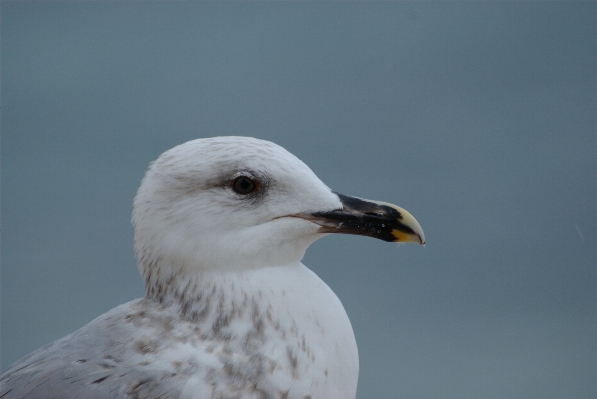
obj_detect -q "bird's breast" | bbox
[133,263,359,399]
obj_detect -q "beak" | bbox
[294,192,425,245]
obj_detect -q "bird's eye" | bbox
[232,176,258,195]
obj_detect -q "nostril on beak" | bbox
[363,211,384,217]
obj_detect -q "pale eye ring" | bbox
[232,176,258,195]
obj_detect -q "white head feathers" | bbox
[132,137,341,295]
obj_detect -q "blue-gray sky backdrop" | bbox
[2,3,596,399]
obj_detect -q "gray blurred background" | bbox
[2,3,596,398]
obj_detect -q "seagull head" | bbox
[132,137,424,291]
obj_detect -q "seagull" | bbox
[0,136,425,399]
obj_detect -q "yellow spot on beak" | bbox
[391,229,425,245]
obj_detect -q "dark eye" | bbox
[232,176,258,195]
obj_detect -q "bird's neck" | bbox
[144,267,218,321]
[142,262,297,323]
